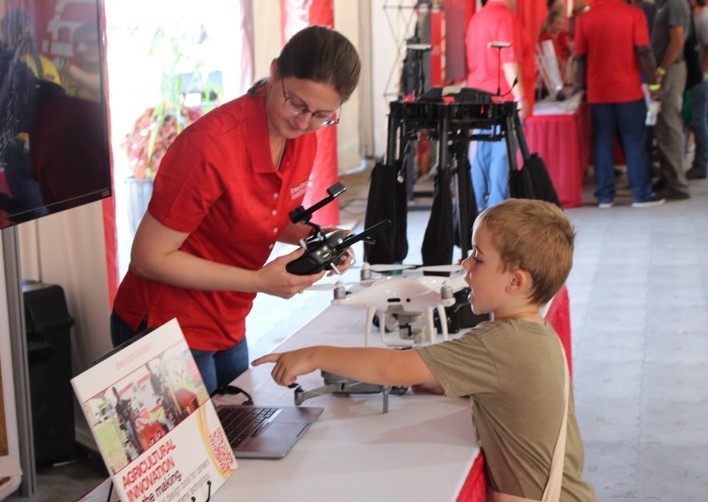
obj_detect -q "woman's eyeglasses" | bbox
[281,79,340,129]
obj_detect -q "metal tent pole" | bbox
[2,226,36,496]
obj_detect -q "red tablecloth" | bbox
[546,284,573,376]
[524,104,591,209]
[456,451,487,502]
[455,285,572,500]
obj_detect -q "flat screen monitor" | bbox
[0,0,110,228]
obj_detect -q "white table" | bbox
[81,305,481,502]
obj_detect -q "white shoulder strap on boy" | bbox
[540,351,570,502]
[488,347,570,502]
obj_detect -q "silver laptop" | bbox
[216,404,323,459]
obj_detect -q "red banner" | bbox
[429,5,445,87]
[518,0,548,41]
[280,0,339,226]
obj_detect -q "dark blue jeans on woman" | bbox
[591,99,652,204]
[110,311,249,395]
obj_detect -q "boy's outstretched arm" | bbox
[252,347,439,389]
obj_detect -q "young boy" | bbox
[253,199,596,501]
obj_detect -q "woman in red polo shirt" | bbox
[110,26,361,395]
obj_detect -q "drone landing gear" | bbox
[292,371,408,414]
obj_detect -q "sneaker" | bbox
[656,186,690,200]
[598,200,614,209]
[686,168,707,180]
[632,194,665,208]
[652,177,668,193]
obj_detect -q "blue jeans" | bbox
[590,100,652,203]
[690,80,708,175]
[191,341,249,395]
[469,138,509,211]
[110,311,148,347]
[110,311,249,395]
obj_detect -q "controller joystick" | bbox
[286,230,349,275]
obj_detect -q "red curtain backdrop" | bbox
[518,0,546,118]
[517,0,547,41]
[280,0,339,227]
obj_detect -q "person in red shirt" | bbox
[465,0,528,211]
[540,10,572,78]
[548,0,567,16]
[110,26,361,395]
[575,0,664,207]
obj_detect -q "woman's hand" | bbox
[258,248,325,298]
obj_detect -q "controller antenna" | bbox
[289,182,347,226]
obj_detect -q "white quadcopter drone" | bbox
[322,263,469,347]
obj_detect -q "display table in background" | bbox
[525,94,591,209]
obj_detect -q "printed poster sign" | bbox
[72,319,237,502]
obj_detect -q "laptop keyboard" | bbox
[217,406,280,448]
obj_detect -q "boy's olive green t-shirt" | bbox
[417,319,596,502]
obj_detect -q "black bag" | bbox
[451,141,476,257]
[509,113,562,207]
[522,153,562,207]
[509,156,536,200]
[363,161,408,264]
[421,162,454,266]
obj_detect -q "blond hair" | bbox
[474,199,575,305]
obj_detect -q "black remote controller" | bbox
[286,220,391,275]
[286,230,348,275]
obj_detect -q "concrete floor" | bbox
[566,173,708,500]
[7,169,708,501]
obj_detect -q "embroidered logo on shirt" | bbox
[290,180,308,200]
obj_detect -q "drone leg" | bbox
[378,310,386,344]
[426,307,436,345]
[437,305,449,341]
[365,307,376,347]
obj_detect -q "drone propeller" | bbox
[362,264,416,273]
[304,279,376,292]
[357,263,463,274]
[304,283,346,292]
[416,264,465,274]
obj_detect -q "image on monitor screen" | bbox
[0,0,111,228]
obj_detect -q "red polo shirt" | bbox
[465,0,523,100]
[539,31,571,62]
[113,89,317,351]
[574,0,649,103]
